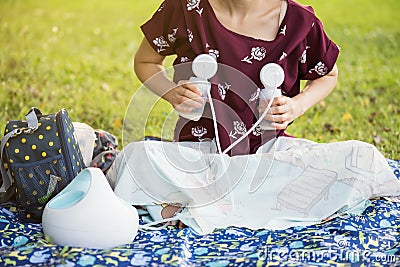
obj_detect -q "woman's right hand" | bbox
[164,80,205,113]
[134,38,206,114]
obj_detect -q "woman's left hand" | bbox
[259,95,304,130]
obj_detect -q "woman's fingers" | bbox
[178,80,203,97]
[173,81,205,110]
[166,85,204,113]
[259,96,283,113]
[259,96,302,130]
[270,121,289,130]
[174,102,192,113]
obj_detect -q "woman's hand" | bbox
[258,64,339,130]
[259,96,305,130]
[134,38,204,115]
[164,80,205,113]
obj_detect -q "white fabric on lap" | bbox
[112,137,400,234]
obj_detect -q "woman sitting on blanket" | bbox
[133,0,339,227]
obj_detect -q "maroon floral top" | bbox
[141,0,340,155]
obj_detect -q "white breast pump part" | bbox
[139,63,285,230]
[42,167,139,249]
[178,58,285,155]
[221,63,285,154]
[258,63,285,130]
[178,54,218,121]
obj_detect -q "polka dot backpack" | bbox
[0,108,85,222]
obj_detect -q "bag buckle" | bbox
[23,128,34,135]
[13,127,34,137]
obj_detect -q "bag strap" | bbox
[0,108,41,194]
[0,129,19,194]
[25,107,41,131]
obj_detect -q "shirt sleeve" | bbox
[299,18,340,80]
[140,0,182,56]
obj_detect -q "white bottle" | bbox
[258,63,285,130]
[179,54,218,121]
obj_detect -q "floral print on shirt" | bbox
[191,126,208,139]
[217,83,231,100]
[153,36,169,53]
[241,47,267,64]
[187,0,203,16]
[141,0,340,154]
[310,61,328,76]
[229,121,247,139]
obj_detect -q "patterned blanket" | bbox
[0,159,399,266]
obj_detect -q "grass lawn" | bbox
[1,0,399,159]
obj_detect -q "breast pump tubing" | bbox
[138,66,282,231]
[187,55,283,155]
[221,69,282,154]
[134,57,283,230]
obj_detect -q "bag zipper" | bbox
[56,110,74,180]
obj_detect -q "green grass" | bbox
[293,0,400,159]
[1,0,399,159]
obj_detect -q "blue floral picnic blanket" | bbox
[0,159,399,266]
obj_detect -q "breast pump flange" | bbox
[178,54,218,121]
[177,57,285,155]
[220,63,285,154]
[258,63,285,130]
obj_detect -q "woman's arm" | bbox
[134,38,203,113]
[263,63,339,130]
